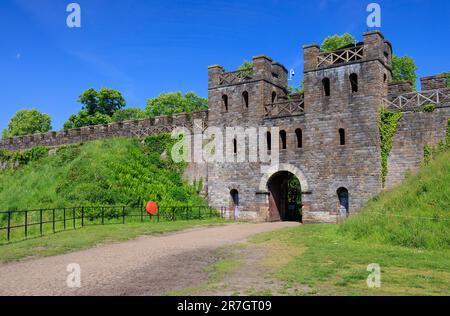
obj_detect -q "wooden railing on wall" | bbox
[317,45,364,67]
[382,88,450,111]
[218,69,254,85]
[264,95,305,118]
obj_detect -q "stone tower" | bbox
[206,55,291,220]
[207,31,394,223]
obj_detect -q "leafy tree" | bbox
[238,60,254,71]
[63,110,112,130]
[2,109,51,138]
[392,55,418,87]
[146,91,208,118]
[79,87,126,116]
[321,33,356,52]
[112,107,147,122]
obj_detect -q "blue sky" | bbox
[1,0,449,131]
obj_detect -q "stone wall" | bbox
[385,107,450,189]
[0,111,208,151]
[421,74,448,91]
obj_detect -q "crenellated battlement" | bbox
[0,110,208,151]
[208,55,288,90]
[304,31,392,73]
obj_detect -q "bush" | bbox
[0,137,204,211]
[422,104,436,113]
[2,109,51,138]
[0,146,49,167]
[321,33,356,52]
[392,55,418,88]
[63,110,112,130]
[146,91,208,118]
[112,107,147,122]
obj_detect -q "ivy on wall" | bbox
[379,107,403,187]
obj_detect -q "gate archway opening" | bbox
[267,171,302,222]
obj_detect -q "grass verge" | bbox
[250,225,450,296]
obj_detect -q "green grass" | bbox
[0,218,225,263]
[0,135,205,211]
[340,150,450,250]
[251,225,450,295]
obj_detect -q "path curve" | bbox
[0,222,299,296]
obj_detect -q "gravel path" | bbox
[0,222,299,296]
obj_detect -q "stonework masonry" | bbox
[1,31,449,223]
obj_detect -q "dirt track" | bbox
[0,222,299,296]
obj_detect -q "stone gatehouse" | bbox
[1,31,449,223]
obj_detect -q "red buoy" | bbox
[146,201,158,215]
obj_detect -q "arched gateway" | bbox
[259,164,310,222]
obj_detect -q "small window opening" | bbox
[267,132,272,151]
[242,91,249,108]
[295,129,303,148]
[322,78,331,97]
[280,130,287,150]
[222,95,228,112]
[350,73,358,93]
[339,129,346,146]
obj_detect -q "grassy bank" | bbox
[0,135,205,211]
[340,150,450,250]
[249,225,450,295]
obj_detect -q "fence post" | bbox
[157,209,160,223]
[102,207,105,225]
[24,210,28,239]
[81,207,84,227]
[198,207,201,220]
[73,208,76,229]
[63,208,66,230]
[52,209,55,233]
[7,211,11,242]
[40,209,43,237]
[141,205,144,223]
[122,206,125,224]
[210,207,212,219]
[173,208,176,222]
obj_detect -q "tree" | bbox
[63,110,112,130]
[238,60,254,71]
[392,55,418,87]
[79,87,126,116]
[112,107,147,122]
[321,33,356,52]
[2,109,51,138]
[146,91,208,118]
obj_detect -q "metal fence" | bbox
[0,205,221,244]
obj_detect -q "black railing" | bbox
[0,205,221,244]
